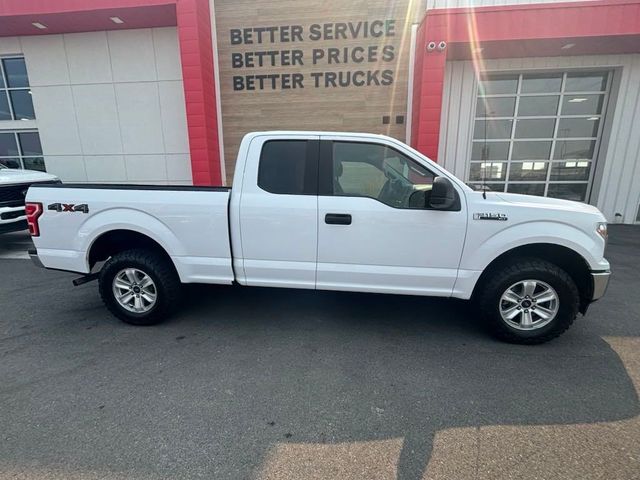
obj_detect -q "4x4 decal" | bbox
[47,203,89,214]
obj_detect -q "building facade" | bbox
[0,0,639,223]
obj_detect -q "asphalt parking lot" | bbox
[1,227,639,480]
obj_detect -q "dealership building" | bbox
[0,0,639,223]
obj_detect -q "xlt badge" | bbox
[474,212,508,221]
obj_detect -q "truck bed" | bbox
[26,183,234,285]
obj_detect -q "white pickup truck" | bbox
[26,131,610,344]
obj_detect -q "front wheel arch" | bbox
[471,243,592,313]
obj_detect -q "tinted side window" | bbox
[258,140,316,195]
[332,142,435,208]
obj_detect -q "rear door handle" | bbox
[325,213,352,225]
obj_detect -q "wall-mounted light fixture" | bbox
[31,22,47,29]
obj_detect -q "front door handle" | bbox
[325,213,352,225]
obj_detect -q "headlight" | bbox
[596,222,608,243]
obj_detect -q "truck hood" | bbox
[494,192,602,216]
[0,168,59,185]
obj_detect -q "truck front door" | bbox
[316,136,467,296]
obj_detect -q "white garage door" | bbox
[468,70,612,202]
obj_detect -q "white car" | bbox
[0,165,59,235]
[25,131,610,344]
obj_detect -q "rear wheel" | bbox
[98,249,182,325]
[478,258,579,344]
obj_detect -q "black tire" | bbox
[98,248,182,326]
[477,258,579,344]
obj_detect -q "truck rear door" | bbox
[237,134,319,288]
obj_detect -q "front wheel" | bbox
[98,249,182,325]
[478,258,579,344]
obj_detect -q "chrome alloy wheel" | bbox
[112,268,157,313]
[499,280,559,331]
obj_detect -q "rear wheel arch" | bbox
[472,243,593,312]
[87,229,177,276]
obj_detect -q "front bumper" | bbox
[591,270,611,301]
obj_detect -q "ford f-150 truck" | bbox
[26,131,610,344]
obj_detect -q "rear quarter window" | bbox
[258,140,316,195]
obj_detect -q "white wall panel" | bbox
[437,61,477,179]
[0,36,20,55]
[85,155,127,182]
[158,80,189,154]
[166,153,193,182]
[108,29,157,82]
[115,82,164,154]
[20,35,70,86]
[153,27,182,81]
[29,85,82,155]
[0,27,192,184]
[64,32,113,84]
[438,54,640,224]
[125,154,168,182]
[596,55,640,224]
[73,84,123,155]
[44,156,87,182]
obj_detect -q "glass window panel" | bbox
[561,94,604,115]
[550,161,591,181]
[0,69,4,88]
[557,117,599,138]
[565,72,607,92]
[471,141,510,160]
[473,120,513,139]
[468,183,505,192]
[478,74,518,95]
[333,142,435,208]
[469,162,507,181]
[23,157,46,172]
[0,158,22,168]
[507,183,546,196]
[554,140,596,160]
[18,132,42,155]
[521,73,562,93]
[476,97,516,117]
[0,91,11,120]
[517,96,559,116]
[0,132,19,156]
[508,161,548,181]
[9,90,35,120]
[547,183,588,201]
[2,58,29,88]
[515,118,556,138]
[258,140,310,195]
[512,141,552,160]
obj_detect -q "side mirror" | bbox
[429,176,458,210]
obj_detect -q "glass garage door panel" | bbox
[468,70,611,202]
